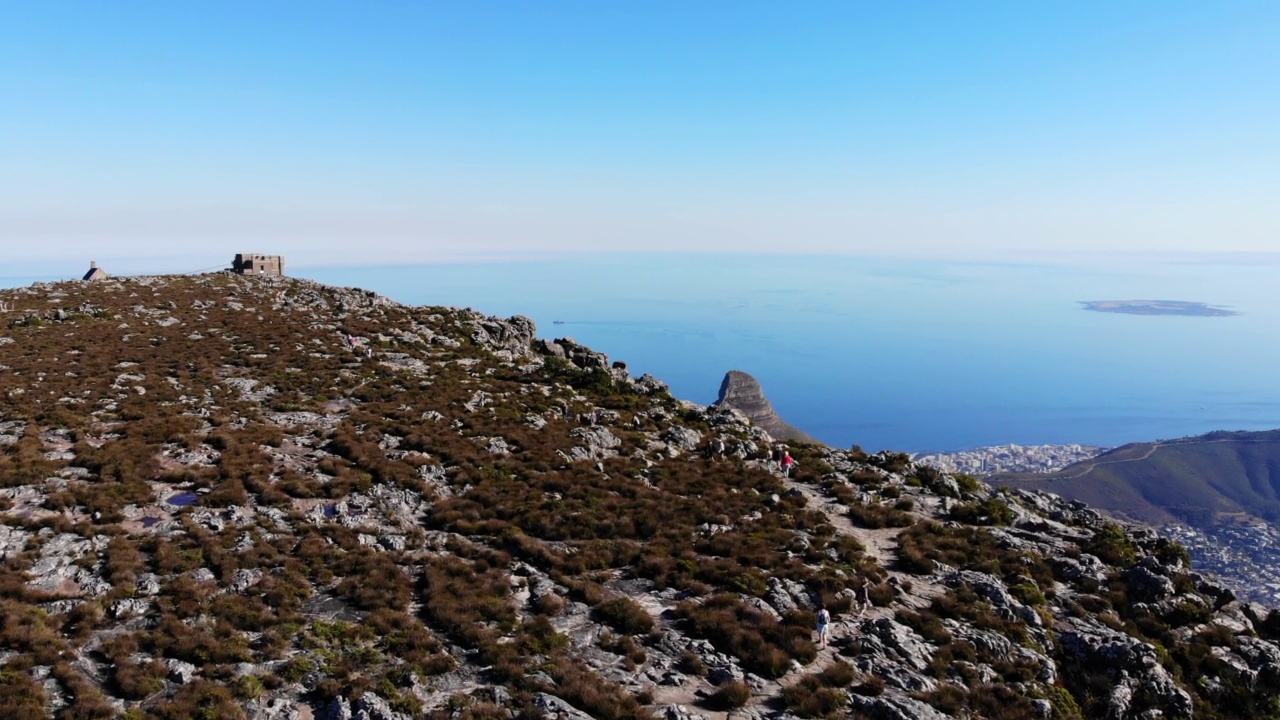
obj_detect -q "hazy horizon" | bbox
[3,2,1278,266]
[7,248,1280,286]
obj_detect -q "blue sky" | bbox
[2,1,1277,272]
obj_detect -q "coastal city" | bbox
[1161,523,1280,605]
[914,443,1109,475]
[915,443,1280,603]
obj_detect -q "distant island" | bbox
[1081,299,1240,317]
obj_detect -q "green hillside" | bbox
[991,430,1280,527]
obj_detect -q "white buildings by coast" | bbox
[914,443,1107,476]
[1162,523,1280,604]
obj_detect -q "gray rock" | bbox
[135,573,162,596]
[350,693,409,720]
[1210,602,1255,635]
[378,535,407,552]
[532,693,596,720]
[656,705,710,720]
[232,568,263,593]
[1052,553,1109,586]
[472,315,537,356]
[568,426,621,461]
[317,697,353,720]
[633,374,669,395]
[766,576,816,615]
[0,525,31,561]
[847,693,953,720]
[944,570,1035,624]
[111,598,151,619]
[660,426,703,455]
[852,618,938,692]
[1059,616,1160,673]
[166,658,198,684]
[246,697,303,720]
[1124,565,1176,602]
[708,664,744,686]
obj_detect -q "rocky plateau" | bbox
[0,273,1277,720]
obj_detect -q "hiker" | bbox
[856,584,871,617]
[782,450,796,477]
[709,437,726,460]
[816,605,831,646]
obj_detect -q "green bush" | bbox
[1086,523,1138,566]
[949,498,1014,526]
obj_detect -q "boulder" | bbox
[568,426,621,461]
[660,426,702,455]
[1123,565,1176,603]
[532,693,597,720]
[846,693,954,720]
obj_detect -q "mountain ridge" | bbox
[990,429,1280,526]
[0,272,1278,719]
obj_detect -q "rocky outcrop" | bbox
[712,370,818,444]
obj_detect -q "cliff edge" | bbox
[715,369,820,445]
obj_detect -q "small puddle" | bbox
[323,504,338,518]
[166,492,199,507]
[141,516,159,527]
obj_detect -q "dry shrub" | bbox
[592,596,655,635]
[851,675,885,696]
[847,501,914,529]
[0,664,47,719]
[149,680,246,720]
[676,594,816,678]
[547,657,652,720]
[532,592,566,617]
[337,551,412,612]
[708,680,752,709]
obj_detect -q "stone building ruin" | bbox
[232,254,285,276]
[82,261,108,281]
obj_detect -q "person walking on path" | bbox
[816,605,831,646]
[709,437,726,461]
[856,584,871,618]
[781,450,796,477]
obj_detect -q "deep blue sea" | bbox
[304,253,1280,453]
[6,253,1279,453]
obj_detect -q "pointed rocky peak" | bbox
[715,369,819,444]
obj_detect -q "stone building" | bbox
[232,254,285,276]
[82,261,108,281]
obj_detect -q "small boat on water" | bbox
[552,320,565,324]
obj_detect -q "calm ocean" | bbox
[6,253,1277,453]
[305,253,1280,453]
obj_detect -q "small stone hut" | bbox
[82,261,108,281]
[232,254,285,276]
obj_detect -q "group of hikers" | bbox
[703,438,796,477]
[345,334,374,359]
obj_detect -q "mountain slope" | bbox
[990,430,1280,526]
[1,273,1279,719]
